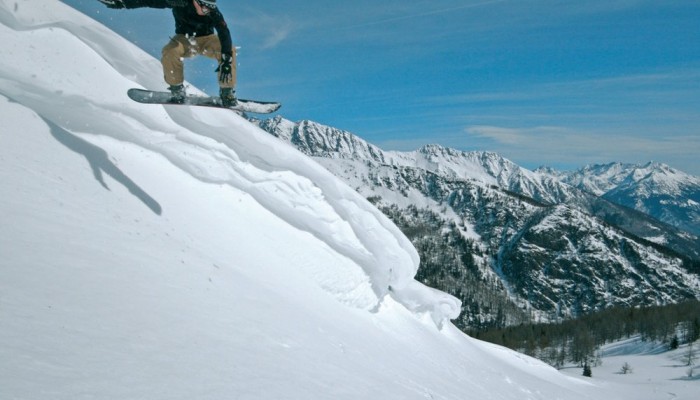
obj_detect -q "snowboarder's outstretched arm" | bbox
[98,0,189,9]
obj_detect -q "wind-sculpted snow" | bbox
[0,0,459,325]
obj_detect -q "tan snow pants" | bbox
[161,34,236,88]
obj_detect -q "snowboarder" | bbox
[98,0,237,106]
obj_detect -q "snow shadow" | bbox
[45,117,162,215]
[671,369,700,381]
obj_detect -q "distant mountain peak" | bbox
[555,161,700,234]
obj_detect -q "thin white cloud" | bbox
[236,10,297,50]
[465,125,572,145]
[461,124,700,173]
[427,67,700,107]
[260,24,294,50]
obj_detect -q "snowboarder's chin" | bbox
[193,1,210,16]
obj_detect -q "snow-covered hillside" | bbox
[0,1,618,399]
[561,336,700,400]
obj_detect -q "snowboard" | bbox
[127,88,281,114]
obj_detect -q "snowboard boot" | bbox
[168,84,186,104]
[220,87,237,107]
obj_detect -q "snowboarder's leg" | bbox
[161,35,194,87]
[195,34,236,89]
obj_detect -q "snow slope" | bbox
[561,337,699,400]
[2,1,608,398]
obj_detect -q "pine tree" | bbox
[582,363,592,378]
[670,335,680,350]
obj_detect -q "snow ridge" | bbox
[259,116,579,205]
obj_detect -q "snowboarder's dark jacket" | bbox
[120,0,232,57]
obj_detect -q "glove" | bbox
[98,0,126,9]
[216,53,233,83]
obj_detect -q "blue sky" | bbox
[62,0,699,174]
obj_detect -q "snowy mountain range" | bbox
[542,162,700,236]
[255,116,700,328]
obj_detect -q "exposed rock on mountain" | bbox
[256,116,700,329]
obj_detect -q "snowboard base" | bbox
[127,88,281,114]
